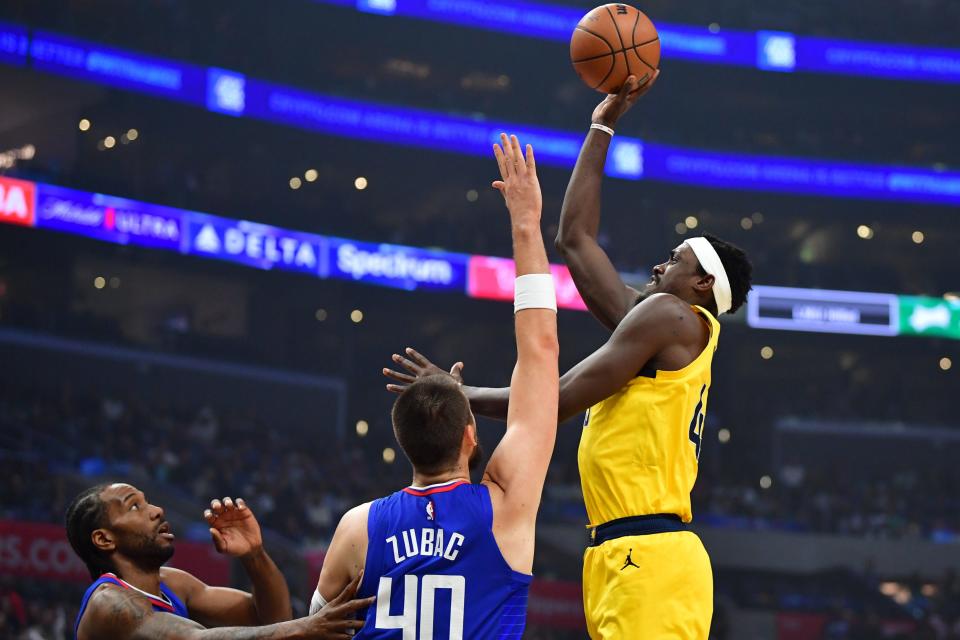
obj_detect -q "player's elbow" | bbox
[554,230,576,255]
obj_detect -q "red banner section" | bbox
[528,577,586,630]
[467,255,588,311]
[0,175,36,227]
[776,612,917,639]
[0,520,229,586]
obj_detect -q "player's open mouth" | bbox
[158,522,175,540]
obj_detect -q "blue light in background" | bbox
[9,24,960,205]
[29,30,205,102]
[311,0,960,83]
[357,0,397,15]
[206,67,247,116]
[0,22,28,66]
[757,31,796,71]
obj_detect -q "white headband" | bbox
[685,237,732,315]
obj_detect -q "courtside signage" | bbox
[747,285,898,336]
[327,238,468,292]
[35,184,183,250]
[899,296,960,340]
[0,175,35,227]
[5,176,957,341]
[467,255,587,311]
[186,213,328,276]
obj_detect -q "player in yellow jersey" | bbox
[383,76,753,639]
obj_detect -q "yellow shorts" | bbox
[582,530,713,639]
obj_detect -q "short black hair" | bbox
[65,484,113,580]
[391,375,473,475]
[702,233,753,314]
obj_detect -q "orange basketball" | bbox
[570,3,660,94]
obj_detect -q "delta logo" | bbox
[0,176,36,227]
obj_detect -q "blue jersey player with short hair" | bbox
[313,133,560,639]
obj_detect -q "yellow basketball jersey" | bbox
[577,305,720,526]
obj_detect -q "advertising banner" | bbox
[327,238,468,292]
[0,175,36,227]
[0,520,229,586]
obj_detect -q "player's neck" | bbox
[411,466,469,488]
[111,557,163,596]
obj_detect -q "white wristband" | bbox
[514,274,557,313]
[590,123,614,136]
[309,590,328,615]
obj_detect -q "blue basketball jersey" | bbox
[356,480,532,639]
[75,572,188,639]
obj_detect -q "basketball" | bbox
[570,3,660,94]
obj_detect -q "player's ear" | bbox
[693,273,715,293]
[463,422,478,448]
[92,528,116,553]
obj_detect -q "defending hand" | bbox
[203,497,263,558]
[383,347,464,394]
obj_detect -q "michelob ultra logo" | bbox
[0,176,36,227]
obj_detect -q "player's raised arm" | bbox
[556,72,659,331]
[160,497,291,628]
[480,134,559,573]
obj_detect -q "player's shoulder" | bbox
[337,501,372,533]
[81,581,153,636]
[159,565,199,594]
[625,293,700,326]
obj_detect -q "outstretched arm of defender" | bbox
[556,73,659,331]
[77,576,373,640]
[384,294,683,424]
[480,134,559,574]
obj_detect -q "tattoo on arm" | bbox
[87,587,306,640]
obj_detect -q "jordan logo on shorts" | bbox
[620,549,639,571]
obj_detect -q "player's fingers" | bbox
[383,368,415,383]
[614,75,636,100]
[492,180,505,192]
[510,135,525,175]
[209,528,226,553]
[493,144,508,180]
[338,595,376,615]
[626,72,649,99]
[404,347,432,367]
[391,353,420,373]
[203,509,215,524]
[499,133,513,175]
[525,144,536,173]
[449,362,464,377]
[643,69,660,92]
[210,499,222,515]
[223,497,234,511]
[236,498,247,511]
[385,384,406,394]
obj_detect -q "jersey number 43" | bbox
[375,574,465,639]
